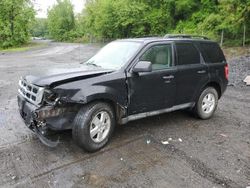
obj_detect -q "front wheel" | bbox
[194,87,218,119]
[72,102,115,152]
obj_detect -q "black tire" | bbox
[72,102,115,152]
[194,87,218,120]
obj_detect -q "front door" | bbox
[127,43,177,115]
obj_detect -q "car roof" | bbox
[117,36,215,44]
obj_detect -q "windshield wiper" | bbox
[84,61,102,68]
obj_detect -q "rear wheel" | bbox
[72,102,115,152]
[194,87,218,119]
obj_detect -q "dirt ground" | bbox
[0,41,249,188]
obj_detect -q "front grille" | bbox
[18,78,44,106]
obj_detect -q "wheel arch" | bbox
[204,81,222,99]
[84,97,127,124]
[193,81,222,103]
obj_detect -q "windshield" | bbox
[84,41,141,70]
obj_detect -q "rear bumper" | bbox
[220,79,228,97]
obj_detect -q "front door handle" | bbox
[163,75,174,83]
[163,75,174,79]
[197,70,206,74]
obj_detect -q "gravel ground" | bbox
[228,55,250,86]
[0,41,249,188]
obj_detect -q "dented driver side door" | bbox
[126,42,177,115]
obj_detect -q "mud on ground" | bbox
[0,41,249,188]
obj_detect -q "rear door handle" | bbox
[163,75,174,79]
[197,70,206,74]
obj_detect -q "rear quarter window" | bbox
[199,42,225,63]
[175,43,200,65]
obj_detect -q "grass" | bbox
[0,42,48,53]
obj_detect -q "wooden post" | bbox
[220,30,224,47]
[243,24,246,47]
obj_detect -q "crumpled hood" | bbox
[24,66,113,88]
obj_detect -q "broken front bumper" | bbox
[18,95,39,127]
[17,95,76,147]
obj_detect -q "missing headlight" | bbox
[44,89,60,105]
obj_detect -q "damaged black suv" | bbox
[17,35,228,152]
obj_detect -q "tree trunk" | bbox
[243,24,246,47]
[220,30,224,47]
[10,4,14,38]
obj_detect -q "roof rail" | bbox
[164,34,209,40]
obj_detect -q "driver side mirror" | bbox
[133,61,152,73]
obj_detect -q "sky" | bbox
[33,0,86,18]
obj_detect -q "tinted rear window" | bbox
[199,42,225,63]
[176,43,200,65]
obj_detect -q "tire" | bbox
[194,87,218,120]
[72,102,115,152]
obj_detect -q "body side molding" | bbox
[121,102,195,124]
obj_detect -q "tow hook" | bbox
[33,126,60,147]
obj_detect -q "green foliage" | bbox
[80,0,250,45]
[31,18,48,37]
[0,0,35,48]
[83,0,174,39]
[47,0,75,41]
[174,0,250,42]
[2,0,248,46]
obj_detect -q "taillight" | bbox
[224,64,229,80]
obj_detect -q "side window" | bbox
[140,44,172,70]
[176,43,200,65]
[199,42,225,63]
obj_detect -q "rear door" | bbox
[198,42,228,92]
[175,42,209,105]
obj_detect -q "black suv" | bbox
[17,35,228,152]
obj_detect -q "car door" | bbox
[175,42,209,105]
[127,42,177,115]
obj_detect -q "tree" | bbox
[31,18,48,37]
[0,0,35,48]
[83,0,173,39]
[81,0,249,45]
[47,0,75,41]
[197,0,250,42]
